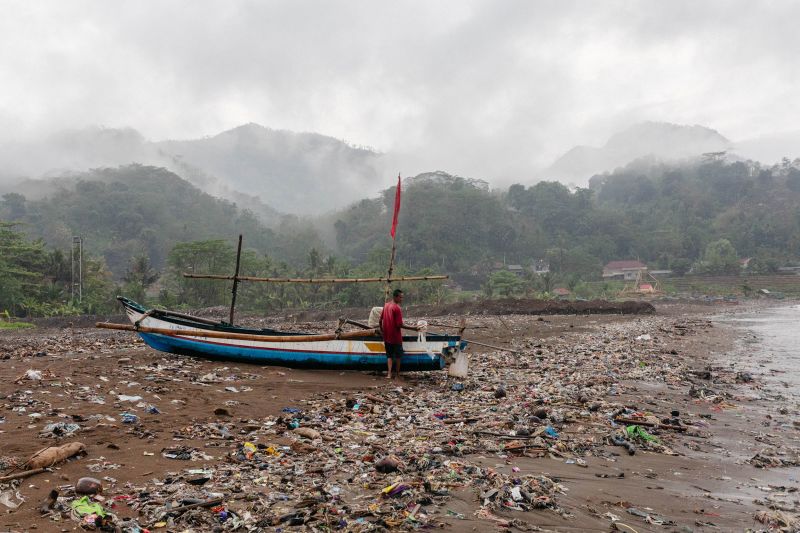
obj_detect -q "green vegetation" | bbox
[0,165,325,276]
[0,221,116,316]
[0,320,35,329]
[335,159,800,277]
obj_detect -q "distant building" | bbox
[637,283,655,293]
[532,259,550,274]
[552,287,571,297]
[649,270,673,278]
[507,264,525,277]
[603,260,648,280]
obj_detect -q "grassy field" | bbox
[0,321,35,330]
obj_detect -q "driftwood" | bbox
[162,497,224,516]
[366,394,390,405]
[0,467,48,483]
[96,322,378,343]
[442,417,481,425]
[26,442,86,469]
[503,445,548,454]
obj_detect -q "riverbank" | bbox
[0,302,798,531]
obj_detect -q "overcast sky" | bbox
[1,1,799,183]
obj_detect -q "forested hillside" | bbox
[333,158,800,278]
[2,157,799,316]
[0,165,326,275]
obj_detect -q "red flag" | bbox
[390,174,401,239]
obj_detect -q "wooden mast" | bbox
[228,234,243,325]
[386,173,401,299]
[385,238,398,299]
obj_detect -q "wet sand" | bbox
[1,302,798,531]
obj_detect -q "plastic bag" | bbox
[367,307,383,328]
[448,351,469,378]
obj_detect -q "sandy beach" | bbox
[1,302,798,532]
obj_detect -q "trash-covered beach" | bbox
[1,302,799,532]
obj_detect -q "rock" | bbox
[375,454,402,473]
[75,477,102,495]
[293,427,320,440]
[533,408,548,420]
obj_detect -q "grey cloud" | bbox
[0,0,799,187]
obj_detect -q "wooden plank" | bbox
[0,468,48,483]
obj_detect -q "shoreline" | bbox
[0,302,798,531]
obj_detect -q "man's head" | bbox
[392,288,404,304]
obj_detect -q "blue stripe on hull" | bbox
[139,333,447,371]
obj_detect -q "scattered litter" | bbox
[117,394,143,402]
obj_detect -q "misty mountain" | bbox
[546,122,732,183]
[154,123,383,215]
[0,123,384,217]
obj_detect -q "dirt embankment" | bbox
[28,314,127,329]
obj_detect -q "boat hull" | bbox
[119,298,460,371]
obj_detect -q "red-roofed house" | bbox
[603,260,648,280]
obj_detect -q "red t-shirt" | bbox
[381,301,403,345]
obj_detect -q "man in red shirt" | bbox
[381,289,418,379]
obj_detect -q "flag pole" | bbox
[386,174,401,299]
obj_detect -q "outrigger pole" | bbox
[184,273,448,283]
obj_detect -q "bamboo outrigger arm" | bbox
[96,322,379,342]
[182,273,448,283]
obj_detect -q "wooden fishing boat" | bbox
[102,297,464,371]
